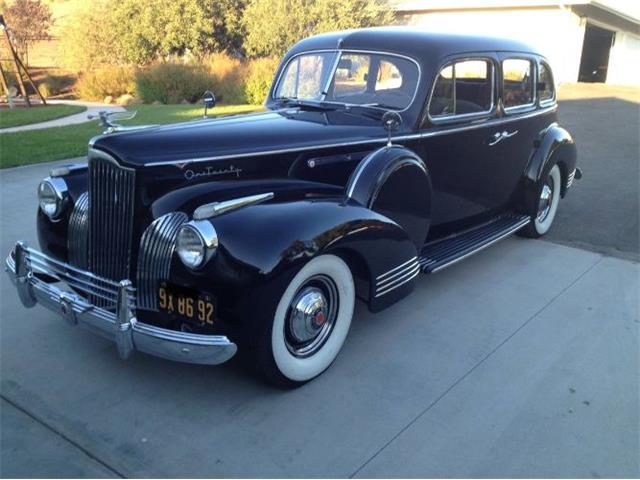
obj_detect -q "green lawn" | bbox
[0,105,87,129]
[0,104,262,169]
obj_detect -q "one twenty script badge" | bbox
[184,165,243,181]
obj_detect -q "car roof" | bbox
[287,27,543,63]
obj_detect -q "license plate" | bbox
[158,282,215,325]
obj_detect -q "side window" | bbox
[375,60,403,91]
[502,58,535,109]
[429,59,493,119]
[333,54,371,98]
[538,61,555,104]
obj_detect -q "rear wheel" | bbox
[520,164,562,238]
[251,254,355,387]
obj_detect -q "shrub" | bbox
[38,73,69,98]
[244,57,279,105]
[135,62,215,104]
[204,53,247,104]
[38,82,52,98]
[75,66,136,101]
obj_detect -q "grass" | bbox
[0,104,262,169]
[0,105,86,129]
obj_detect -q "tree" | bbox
[3,0,53,65]
[106,0,213,65]
[61,0,227,69]
[242,0,394,58]
[59,0,114,71]
[200,0,247,56]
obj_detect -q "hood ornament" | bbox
[88,110,157,134]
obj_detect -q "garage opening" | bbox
[578,23,616,82]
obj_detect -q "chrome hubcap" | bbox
[537,178,554,222]
[285,275,338,357]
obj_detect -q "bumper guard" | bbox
[5,242,237,365]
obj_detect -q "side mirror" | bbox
[382,111,402,147]
[202,90,216,118]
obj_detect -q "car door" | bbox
[484,54,541,208]
[413,54,500,231]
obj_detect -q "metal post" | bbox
[1,25,30,106]
[14,53,46,105]
[0,61,11,104]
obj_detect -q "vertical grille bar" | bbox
[88,153,136,308]
[68,192,89,269]
[136,212,188,311]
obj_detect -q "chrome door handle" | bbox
[488,130,518,146]
[488,132,503,146]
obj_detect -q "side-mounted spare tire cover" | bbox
[345,145,431,248]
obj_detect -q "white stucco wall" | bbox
[398,7,640,85]
[406,8,584,83]
[398,7,586,83]
[606,30,640,85]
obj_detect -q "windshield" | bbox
[274,51,419,110]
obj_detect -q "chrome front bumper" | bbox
[5,242,237,365]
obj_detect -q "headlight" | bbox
[38,177,68,220]
[175,220,218,269]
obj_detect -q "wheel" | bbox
[520,164,562,238]
[250,254,355,387]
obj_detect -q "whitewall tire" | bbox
[248,254,355,386]
[533,164,561,235]
[271,254,355,383]
[520,164,562,238]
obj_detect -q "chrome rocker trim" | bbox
[5,242,237,365]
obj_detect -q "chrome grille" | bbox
[136,212,188,311]
[68,192,89,269]
[88,153,136,292]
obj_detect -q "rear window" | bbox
[429,59,493,119]
[538,61,555,104]
[502,58,535,109]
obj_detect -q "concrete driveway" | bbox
[0,85,638,478]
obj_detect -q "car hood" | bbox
[90,109,393,167]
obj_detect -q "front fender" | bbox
[169,197,419,313]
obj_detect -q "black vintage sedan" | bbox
[6,28,580,386]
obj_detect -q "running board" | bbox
[419,214,530,274]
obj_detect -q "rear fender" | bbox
[516,124,577,214]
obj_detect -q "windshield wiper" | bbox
[274,97,338,111]
[330,102,400,120]
[273,96,298,105]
